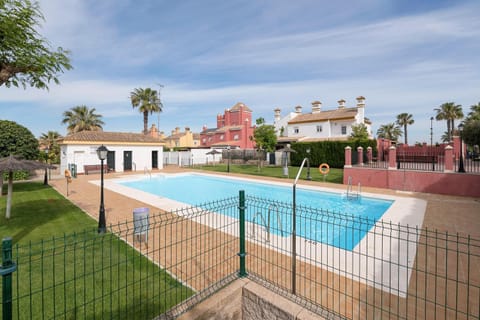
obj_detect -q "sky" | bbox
[1,0,479,144]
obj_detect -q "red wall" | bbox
[344,167,480,197]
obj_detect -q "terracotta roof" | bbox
[276,136,303,143]
[288,107,358,124]
[59,131,164,145]
[230,102,252,112]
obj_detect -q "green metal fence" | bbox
[2,191,479,319]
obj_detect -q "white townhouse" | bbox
[58,131,165,175]
[273,96,372,143]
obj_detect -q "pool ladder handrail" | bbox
[144,166,152,179]
[251,204,284,242]
[345,176,361,200]
[291,157,309,295]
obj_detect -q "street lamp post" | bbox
[430,117,434,147]
[458,124,465,173]
[227,146,231,173]
[43,147,49,185]
[96,145,109,233]
[306,148,312,180]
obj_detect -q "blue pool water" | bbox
[120,174,393,250]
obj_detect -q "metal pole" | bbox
[292,185,297,294]
[430,117,433,147]
[1,237,17,320]
[98,159,106,233]
[238,190,247,277]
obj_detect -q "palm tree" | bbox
[130,88,162,134]
[434,102,464,142]
[39,131,62,163]
[396,113,414,145]
[466,102,480,122]
[61,105,104,134]
[376,123,402,141]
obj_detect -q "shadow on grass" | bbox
[0,182,96,244]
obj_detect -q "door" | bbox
[107,151,115,171]
[152,151,158,169]
[123,151,132,171]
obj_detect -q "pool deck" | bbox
[48,167,480,318]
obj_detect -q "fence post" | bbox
[388,146,397,170]
[238,190,247,277]
[357,147,364,166]
[1,237,17,320]
[344,146,352,167]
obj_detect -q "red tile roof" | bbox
[58,131,164,145]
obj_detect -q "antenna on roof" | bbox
[156,83,164,130]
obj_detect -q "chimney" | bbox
[159,131,165,139]
[149,124,158,138]
[311,101,322,114]
[171,129,175,135]
[175,127,180,134]
[338,99,346,109]
[294,105,303,114]
[356,96,366,108]
[185,127,190,133]
[274,108,281,122]
[202,125,208,132]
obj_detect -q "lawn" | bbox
[191,163,344,184]
[0,182,193,319]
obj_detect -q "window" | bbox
[341,125,347,135]
[202,138,206,143]
[294,127,299,134]
[316,125,322,133]
[220,134,224,140]
[233,134,239,140]
[208,137,212,142]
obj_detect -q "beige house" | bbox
[162,127,198,149]
[273,96,372,143]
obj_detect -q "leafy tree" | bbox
[39,130,62,163]
[0,120,39,159]
[61,105,104,134]
[0,0,72,89]
[376,123,402,141]
[256,117,265,125]
[434,102,464,142]
[252,119,277,170]
[460,120,480,147]
[349,123,369,141]
[396,113,414,144]
[130,87,162,134]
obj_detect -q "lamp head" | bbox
[96,145,109,160]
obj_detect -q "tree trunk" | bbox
[6,171,13,219]
[143,111,149,134]
[0,173,3,197]
[404,124,408,145]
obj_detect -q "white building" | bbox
[273,96,372,143]
[58,131,164,174]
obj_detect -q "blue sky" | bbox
[1,0,479,144]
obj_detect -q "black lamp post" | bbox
[96,145,109,233]
[458,124,465,173]
[43,147,49,185]
[227,146,231,173]
[306,148,312,180]
[430,117,434,147]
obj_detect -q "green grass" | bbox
[191,163,344,184]
[0,182,194,319]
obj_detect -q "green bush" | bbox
[291,140,377,168]
[2,170,30,181]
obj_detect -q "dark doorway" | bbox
[107,151,115,171]
[152,151,158,169]
[123,151,132,171]
[269,153,276,165]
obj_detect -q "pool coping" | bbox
[93,172,427,297]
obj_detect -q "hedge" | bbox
[290,140,377,168]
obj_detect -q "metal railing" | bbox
[2,192,479,319]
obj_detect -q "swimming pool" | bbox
[120,174,393,250]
